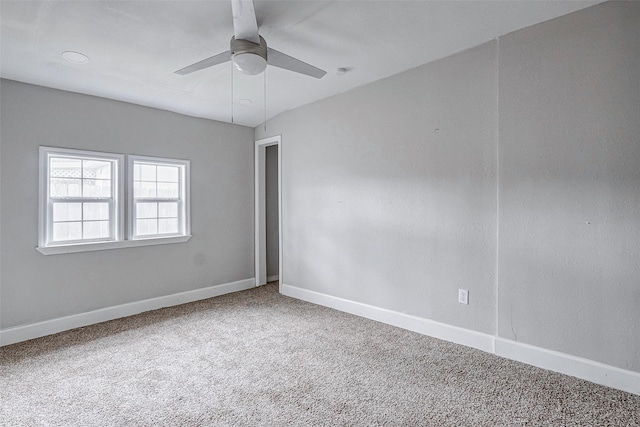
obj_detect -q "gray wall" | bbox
[497,1,640,372]
[257,1,640,372]
[266,145,279,278]
[0,89,2,328]
[0,79,255,329]
[258,41,498,335]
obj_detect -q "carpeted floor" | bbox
[1,282,639,426]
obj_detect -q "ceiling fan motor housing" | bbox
[230,36,268,75]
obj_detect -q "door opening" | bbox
[255,135,282,289]
[265,145,279,283]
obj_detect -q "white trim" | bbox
[127,155,191,240]
[0,278,254,346]
[281,283,640,396]
[495,338,640,396]
[36,234,191,255]
[267,275,279,282]
[38,147,46,246]
[38,146,125,247]
[281,284,495,353]
[277,140,283,293]
[495,36,501,338]
[254,135,282,288]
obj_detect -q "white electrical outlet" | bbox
[458,289,469,305]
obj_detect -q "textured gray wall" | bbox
[257,1,639,372]
[0,80,255,329]
[497,1,640,371]
[0,93,2,328]
[258,42,498,334]
[266,145,279,278]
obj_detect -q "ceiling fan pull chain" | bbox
[264,67,267,131]
[231,61,235,124]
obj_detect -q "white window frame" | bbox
[38,146,125,250]
[37,147,191,256]
[128,155,191,241]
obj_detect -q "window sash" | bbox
[128,156,189,240]
[131,199,183,238]
[47,199,116,244]
[39,147,123,248]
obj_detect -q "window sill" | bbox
[36,235,192,255]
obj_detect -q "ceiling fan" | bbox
[175,0,326,79]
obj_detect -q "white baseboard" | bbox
[0,278,255,347]
[281,283,640,396]
[281,283,495,353]
[267,275,280,282]
[494,338,640,395]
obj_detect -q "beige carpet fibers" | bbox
[1,283,639,426]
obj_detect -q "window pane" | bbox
[159,218,179,234]
[50,158,81,178]
[157,182,179,198]
[83,221,110,239]
[128,156,188,240]
[53,222,82,241]
[134,181,157,198]
[136,202,157,219]
[157,166,179,183]
[43,148,122,247]
[83,202,109,221]
[83,160,111,180]
[136,219,158,236]
[50,178,82,197]
[53,203,82,222]
[158,202,178,218]
[139,164,156,181]
[83,179,111,198]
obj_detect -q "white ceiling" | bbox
[1,0,601,127]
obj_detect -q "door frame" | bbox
[254,135,282,290]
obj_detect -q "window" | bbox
[39,147,123,247]
[129,155,190,240]
[37,147,190,255]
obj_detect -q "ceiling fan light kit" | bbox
[231,36,267,75]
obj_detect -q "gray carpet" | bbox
[1,283,638,426]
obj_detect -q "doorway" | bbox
[254,135,282,289]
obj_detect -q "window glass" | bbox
[41,148,120,246]
[39,147,189,252]
[130,157,189,239]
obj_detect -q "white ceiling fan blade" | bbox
[267,48,327,79]
[174,51,231,75]
[231,0,260,44]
